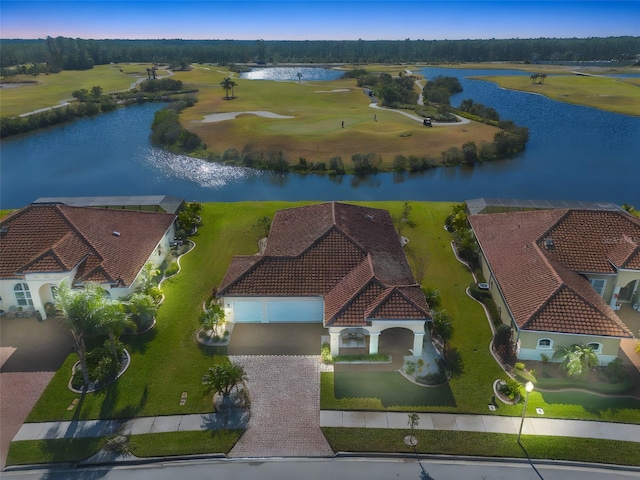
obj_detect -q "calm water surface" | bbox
[1,67,638,209]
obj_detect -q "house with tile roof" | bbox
[218,202,432,357]
[469,208,639,365]
[0,203,177,319]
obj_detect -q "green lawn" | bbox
[0,64,164,118]
[322,428,640,466]
[13,201,640,465]
[6,430,241,465]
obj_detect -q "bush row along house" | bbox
[469,207,640,365]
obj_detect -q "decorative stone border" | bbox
[492,379,520,405]
[68,349,131,394]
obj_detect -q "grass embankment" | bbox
[476,73,640,117]
[7,430,240,465]
[322,429,640,466]
[172,66,498,169]
[0,63,167,118]
[9,201,640,464]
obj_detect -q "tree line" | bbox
[1,36,638,72]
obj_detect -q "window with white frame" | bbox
[536,338,553,349]
[587,342,602,353]
[590,278,606,297]
[14,283,33,306]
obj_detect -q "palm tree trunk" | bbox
[74,333,91,388]
[108,332,120,365]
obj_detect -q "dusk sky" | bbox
[1,1,638,41]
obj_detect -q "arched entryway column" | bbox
[369,319,427,357]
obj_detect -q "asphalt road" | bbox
[3,457,639,480]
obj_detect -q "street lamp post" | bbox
[517,381,534,444]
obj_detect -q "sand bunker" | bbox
[202,111,294,123]
[314,89,350,93]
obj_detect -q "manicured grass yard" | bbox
[321,428,640,466]
[7,430,241,465]
[11,201,640,464]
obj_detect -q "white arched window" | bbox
[14,283,33,306]
[536,338,553,349]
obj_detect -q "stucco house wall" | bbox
[517,330,621,364]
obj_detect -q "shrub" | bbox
[419,369,448,385]
[71,340,125,389]
[501,378,522,400]
[515,362,525,370]
[540,353,550,363]
[164,261,179,277]
[405,361,416,375]
[321,342,333,364]
[604,357,627,383]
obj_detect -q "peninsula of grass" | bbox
[476,73,640,116]
[0,64,164,118]
[167,66,500,170]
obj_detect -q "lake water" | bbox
[1,67,638,209]
[240,66,345,81]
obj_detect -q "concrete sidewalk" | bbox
[12,411,640,443]
[12,411,249,442]
[320,411,640,442]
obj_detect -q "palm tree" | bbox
[220,77,233,99]
[229,79,237,98]
[54,281,106,387]
[553,343,599,378]
[200,304,226,338]
[126,292,158,331]
[97,300,135,365]
[202,362,247,410]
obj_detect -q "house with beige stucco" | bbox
[469,208,639,365]
[0,201,177,319]
[218,202,432,357]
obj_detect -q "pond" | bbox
[1,67,638,209]
[240,66,345,81]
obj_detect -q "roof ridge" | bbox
[328,277,380,325]
[536,208,571,244]
[20,248,69,273]
[532,241,563,286]
[55,205,103,263]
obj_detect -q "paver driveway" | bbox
[0,316,73,469]
[228,355,334,457]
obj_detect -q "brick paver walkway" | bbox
[228,355,334,457]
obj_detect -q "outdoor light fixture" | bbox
[517,381,534,443]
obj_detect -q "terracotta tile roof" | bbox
[0,204,175,287]
[469,209,634,338]
[219,202,431,326]
[540,210,640,273]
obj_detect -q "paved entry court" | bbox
[227,323,327,355]
[228,355,334,458]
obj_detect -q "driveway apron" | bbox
[228,355,334,458]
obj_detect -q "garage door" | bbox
[232,298,323,323]
[267,300,323,323]
[233,302,263,323]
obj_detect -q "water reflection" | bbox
[140,147,260,188]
